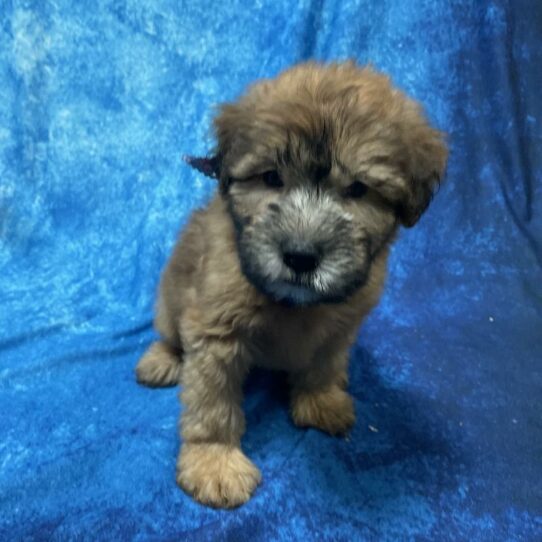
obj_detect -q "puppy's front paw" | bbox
[177,443,261,508]
[291,385,355,436]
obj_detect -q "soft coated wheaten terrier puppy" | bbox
[136,61,447,508]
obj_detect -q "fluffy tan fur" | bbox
[136,61,447,508]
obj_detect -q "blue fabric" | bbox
[1,1,541,540]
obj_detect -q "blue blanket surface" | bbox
[1,1,541,540]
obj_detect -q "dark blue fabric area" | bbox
[1,1,541,540]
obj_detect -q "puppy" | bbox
[136,61,447,508]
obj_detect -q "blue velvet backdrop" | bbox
[1,1,541,540]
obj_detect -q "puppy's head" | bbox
[190,62,447,305]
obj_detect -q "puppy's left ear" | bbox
[397,121,448,228]
[183,154,221,180]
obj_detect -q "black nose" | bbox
[282,250,319,274]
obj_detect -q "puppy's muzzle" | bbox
[282,248,319,274]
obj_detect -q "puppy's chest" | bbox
[248,310,337,371]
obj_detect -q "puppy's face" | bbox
[223,152,397,306]
[194,62,447,305]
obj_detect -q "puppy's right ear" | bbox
[183,154,221,180]
[213,103,254,194]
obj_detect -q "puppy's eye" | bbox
[262,170,283,188]
[344,180,368,199]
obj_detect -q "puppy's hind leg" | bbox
[290,349,355,436]
[136,341,183,388]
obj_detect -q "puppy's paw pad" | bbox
[177,443,261,508]
[291,386,355,436]
[135,341,182,388]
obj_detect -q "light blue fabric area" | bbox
[1,1,541,540]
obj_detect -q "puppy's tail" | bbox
[135,341,183,388]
